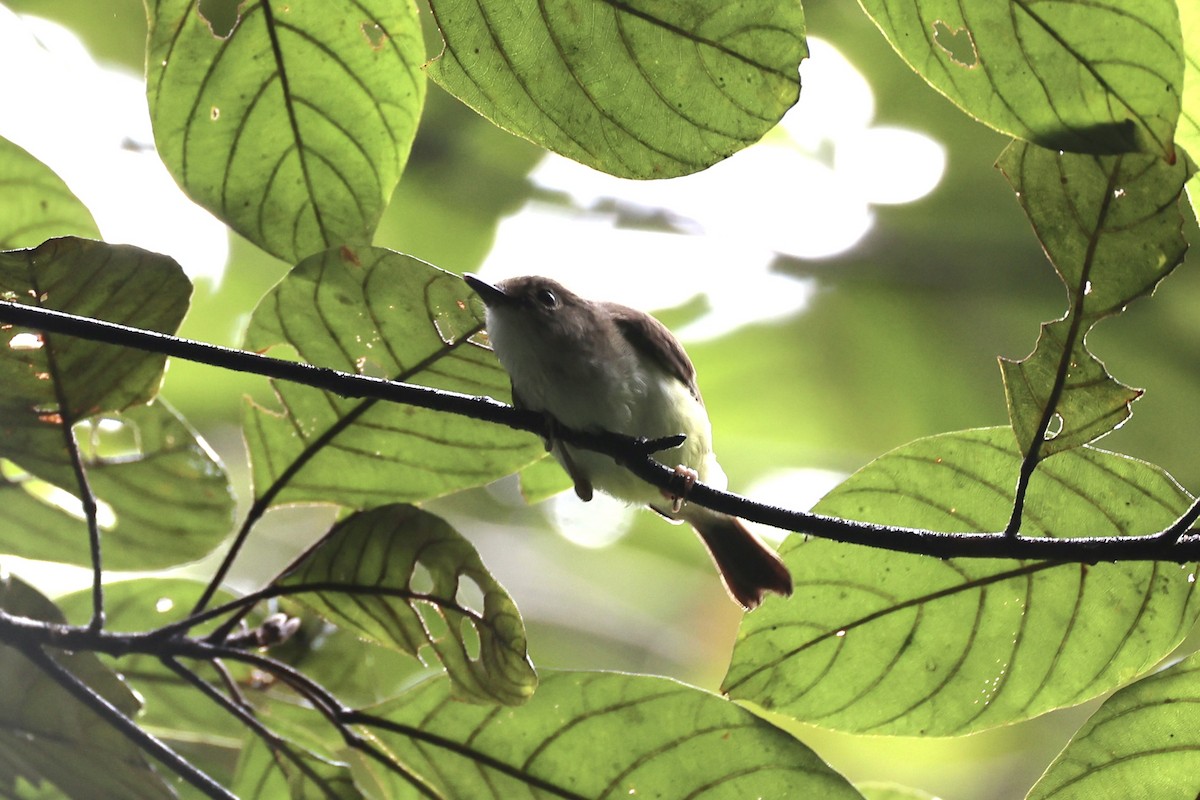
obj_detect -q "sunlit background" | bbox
[3,2,1199,799]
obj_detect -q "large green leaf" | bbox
[243,246,542,508]
[353,671,863,799]
[1179,0,1200,220]
[426,0,807,178]
[0,574,171,800]
[232,735,357,800]
[0,239,228,569]
[725,428,1200,736]
[0,136,100,248]
[997,143,1190,461]
[280,504,536,706]
[1027,650,1200,799]
[0,237,189,436]
[859,0,1183,157]
[0,401,234,569]
[146,0,426,263]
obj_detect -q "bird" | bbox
[464,273,792,610]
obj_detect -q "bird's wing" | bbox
[604,302,702,403]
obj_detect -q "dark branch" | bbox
[40,329,105,631]
[10,639,234,800]
[2,300,1198,564]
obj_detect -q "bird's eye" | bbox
[535,288,559,308]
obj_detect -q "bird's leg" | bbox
[543,413,594,502]
[516,385,594,502]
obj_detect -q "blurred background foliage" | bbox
[4,1,1198,798]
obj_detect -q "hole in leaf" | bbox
[74,416,143,462]
[455,576,485,615]
[17,476,117,530]
[33,403,62,425]
[197,0,241,38]
[361,21,388,50]
[410,562,435,596]
[459,617,481,661]
[417,602,448,641]
[932,20,978,68]
[1045,413,1064,440]
[8,332,43,350]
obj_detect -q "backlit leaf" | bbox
[859,0,1183,157]
[243,246,542,508]
[232,735,356,800]
[0,574,171,800]
[426,0,807,178]
[0,136,100,248]
[725,428,1200,736]
[996,143,1190,459]
[0,401,234,569]
[1177,0,1200,220]
[280,504,536,706]
[353,671,863,799]
[57,578,251,772]
[1027,649,1200,800]
[147,0,426,263]
[0,239,227,569]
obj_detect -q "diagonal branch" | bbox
[11,640,235,800]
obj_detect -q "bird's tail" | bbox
[683,506,793,610]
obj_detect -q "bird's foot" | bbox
[665,464,698,514]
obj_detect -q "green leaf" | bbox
[996,143,1190,459]
[243,246,542,508]
[146,0,426,263]
[0,401,234,569]
[0,136,100,248]
[857,783,940,800]
[426,0,807,178]
[0,239,225,569]
[517,454,573,504]
[0,574,172,800]
[724,428,1200,736]
[1000,318,1141,458]
[232,735,356,800]
[1027,650,1200,800]
[859,0,1183,157]
[280,504,536,706]
[1179,0,1200,221]
[0,237,190,429]
[268,603,436,708]
[353,671,863,799]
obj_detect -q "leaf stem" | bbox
[40,323,105,630]
[1005,155,1123,536]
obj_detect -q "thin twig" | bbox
[40,330,105,630]
[12,641,235,800]
[162,657,348,794]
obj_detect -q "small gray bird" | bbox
[465,273,792,610]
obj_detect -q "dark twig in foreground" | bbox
[11,640,235,800]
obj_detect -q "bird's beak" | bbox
[463,274,511,307]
